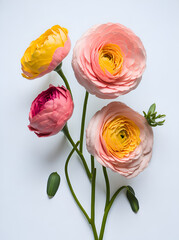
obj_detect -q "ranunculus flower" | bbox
[72,23,146,99]
[28,85,74,137]
[86,102,153,178]
[21,25,71,79]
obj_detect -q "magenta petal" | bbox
[28,85,74,137]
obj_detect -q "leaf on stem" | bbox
[143,103,166,127]
[148,103,156,114]
[47,172,61,198]
[126,186,139,213]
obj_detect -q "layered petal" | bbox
[21,25,71,79]
[28,85,74,137]
[72,23,146,99]
[86,102,153,178]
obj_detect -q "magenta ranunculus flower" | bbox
[72,23,146,99]
[86,102,153,178]
[28,85,74,137]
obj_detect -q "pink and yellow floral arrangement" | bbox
[21,23,165,240]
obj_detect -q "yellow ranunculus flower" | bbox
[21,25,71,79]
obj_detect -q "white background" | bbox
[1,0,179,239]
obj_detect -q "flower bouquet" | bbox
[21,23,165,240]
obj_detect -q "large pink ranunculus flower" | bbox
[72,23,146,99]
[28,85,74,137]
[86,102,153,178]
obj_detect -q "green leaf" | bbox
[156,114,166,119]
[148,103,156,115]
[157,120,165,125]
[143,111,147,117]
[127,185,135,195]
[126,186,139,213]
[143,103,166,127]
[149,118,156,123]
[151,112,157,119]
[47,172,61,198]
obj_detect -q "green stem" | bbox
[65,141,91,224]
[99,186,127,240]
[102,167,110,209]
[79,91,89,153]
[55,67,73,99]
[110,186,127,208]
[62,124,92,181]
[91,168,98,240]
[91,155,95,174]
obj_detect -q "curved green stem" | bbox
[102,167,110,209]
[65,141,91,224]
[62,124,92,181]
[55,67,73,99]
[79,91,89,153]
[91,168,98,240]
[110,186,127,207]
[99,186,127,240]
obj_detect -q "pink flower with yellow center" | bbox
[72,23,146,99]
[21,25,71,79]
[86,102,153,178]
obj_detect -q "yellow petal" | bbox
[98,44,123,75]
[102,116,140,159]
[21,25,68,79]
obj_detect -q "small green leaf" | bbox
[143,111,147,117]
[47,172,61,198]
[127,185,135,195]
[156,114,166,119]
[126,186,139,213]
[143,103,166,127]
[149,118,156,123]
[148,103,156,115]
[157,120,165,125]
[151,112,157,119]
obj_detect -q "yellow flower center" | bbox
[98,44,123,75]
[21,25,68,79]
[102,116,141,158]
